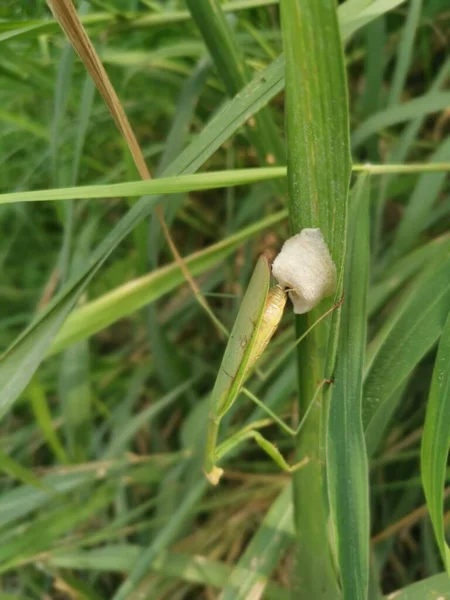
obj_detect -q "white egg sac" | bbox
[272,228,337,314]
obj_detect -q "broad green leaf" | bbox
[421,312,450,574]
[327,175,370,600]
[364,380,408,457]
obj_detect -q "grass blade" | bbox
[363,249,450,429]
[352,92,450,148]
[327,175,370,600]
[386,573,450,598]
[421,312,450,574]
[46,547,289,600]
[0,46,289,417]
[220,484,294,600]
[390,136,450,259]
[387,0,422,107]
[186,0,286,169]
[49,210,286,354]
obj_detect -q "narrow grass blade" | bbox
[0,167,287,205]
[186,0,286,169]
[59,341,91,462]
[49,210,286,354]
[374,58,450,251]
[0,451,50,491]
[280,0,351,596]
[103,379,195,458]
[0,454,176,528]
[339,0,407,41]
[390,136,450,258]
[327,175,370,600]
[387,0,422,107]
[0,487,112,572]
[45,547,289,600]
[111,479,206,600]
[352,92,450,148]
[363,249,450,429]
[0,46,289,417]
[27,378,69,465]
[369,234,450,317]
[421,312,450,574]
[219,483,294,600]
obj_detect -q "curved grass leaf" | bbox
[369,234,450,317]
[352,92,450,148]
[49,210,286,354]
[421,311,450,574]
[391,136,450,258]
[339,0,407,41]
[327,175,370,600]
[363,249,450,429]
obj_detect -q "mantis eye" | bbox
[272,228,336,314]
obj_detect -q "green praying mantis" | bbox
[204,230,342,485]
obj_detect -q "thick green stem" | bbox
[281,0,351,597]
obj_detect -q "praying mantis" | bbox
[204,229,342,484]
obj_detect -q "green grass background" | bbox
[0,0,450,598]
